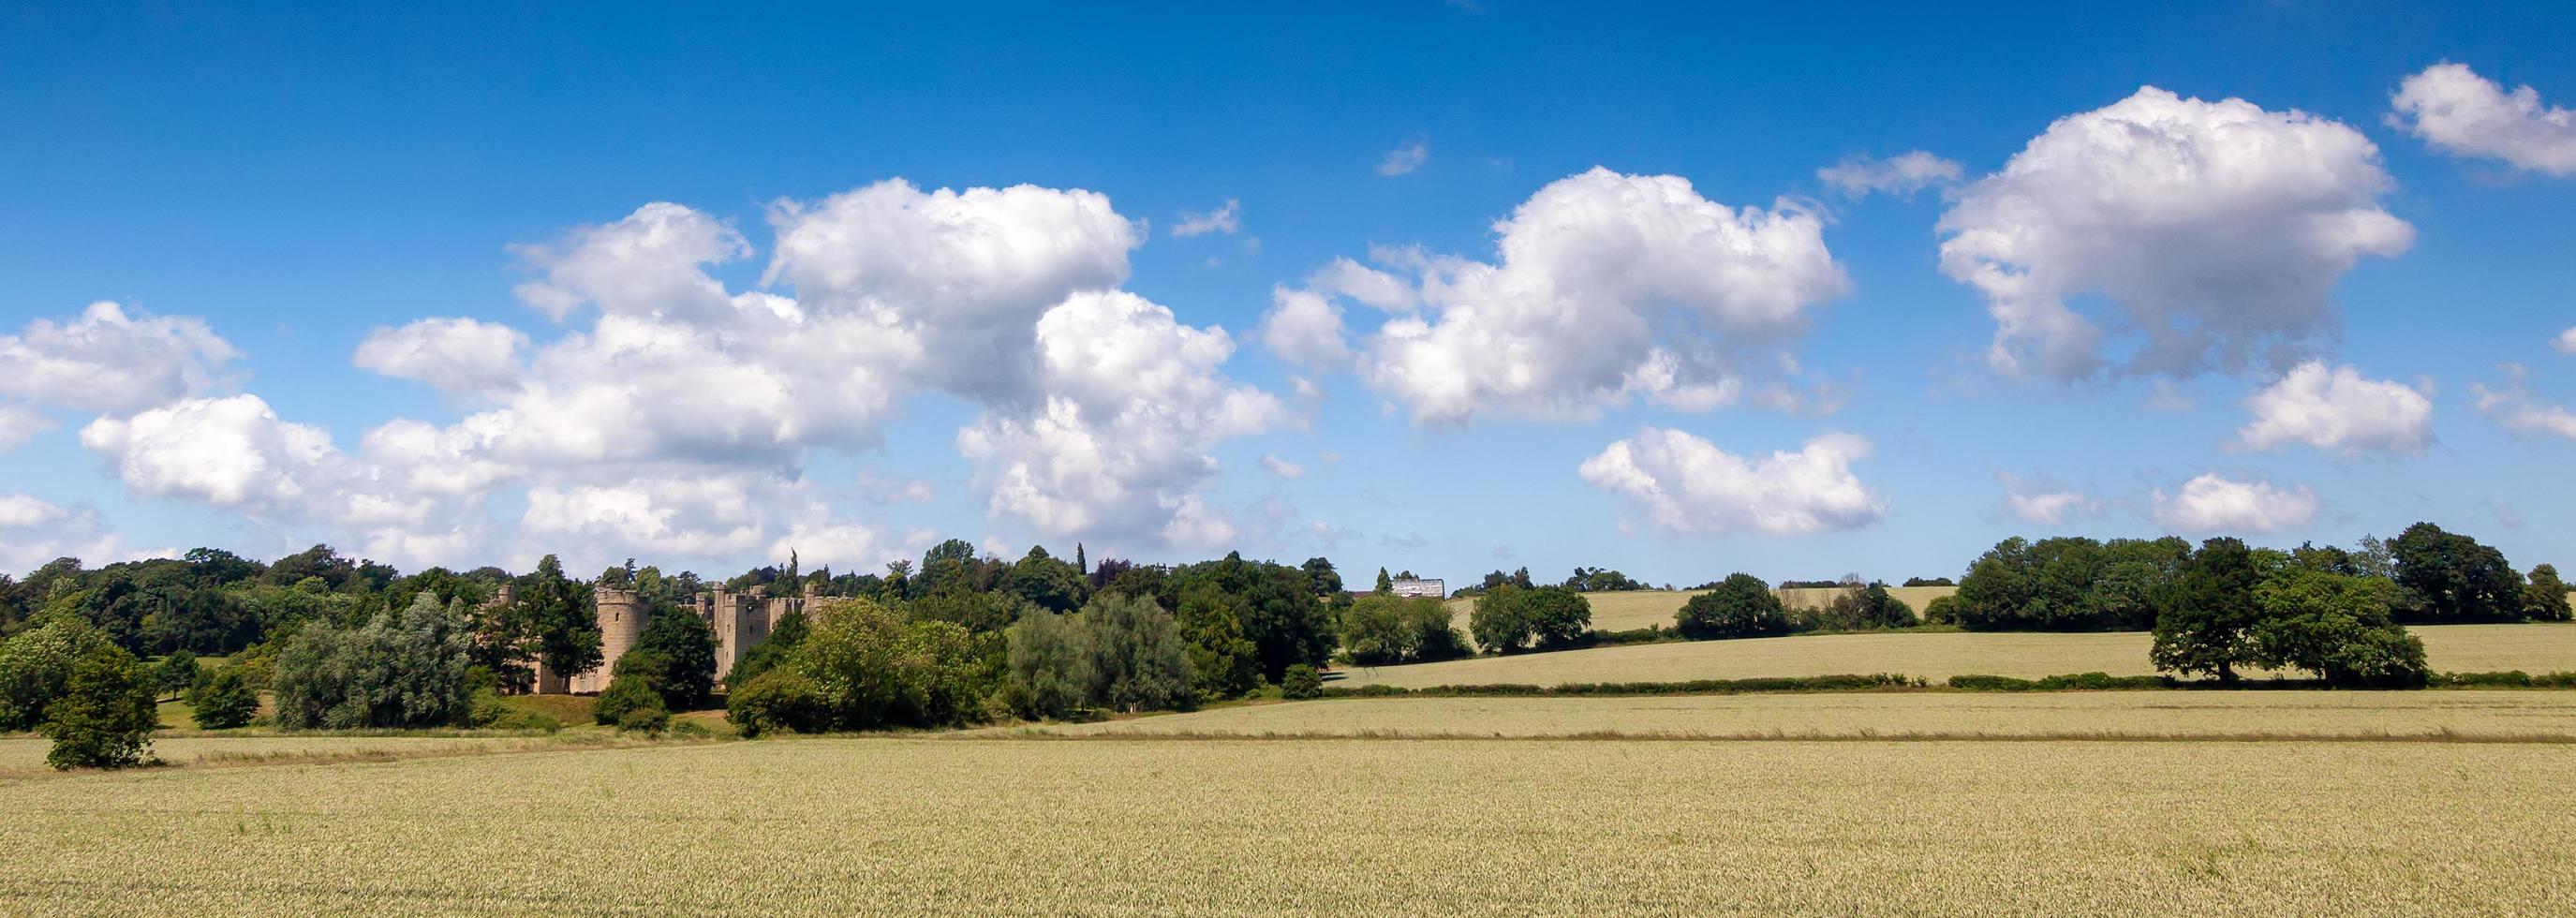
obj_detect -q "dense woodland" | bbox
[1,520,2568,767]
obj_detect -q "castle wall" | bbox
[569,587,647,694]
[524,584,819,695]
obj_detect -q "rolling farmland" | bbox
[6,735,2570,913]
[1443,586,1962,645]
[1332,622,2576,688]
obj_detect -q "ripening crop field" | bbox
[1332,622,2576,688]
[998,689,2576,741]
[5,734,2572,914]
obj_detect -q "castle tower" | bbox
[570,587,647,694]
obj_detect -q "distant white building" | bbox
[1390,577,1444,599]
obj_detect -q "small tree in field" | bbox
[2523,564,2572,622]
[41,642,159,770]
[1676,574,1786,640]
[189,669,259,730]
[2152,538,2266,683]
[154,650,200,702]
[1281,663,1322,700]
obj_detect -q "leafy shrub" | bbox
[1281,663,1322,700]
[594,673,663,726]
[1325,674,1921,698]
[1675,574,1786,640]
[188,669,259,730]
[41,642,158,770]
[467,690,564,732]
[1920,595,1960,626]
[615,703,670,734]
[1947,673,2167,691]
[668,718,711,739]
[727,667,828,738]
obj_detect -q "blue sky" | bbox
[5,1,2575,585]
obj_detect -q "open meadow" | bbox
[1333,622,2576,688]
[5,731,2571,914]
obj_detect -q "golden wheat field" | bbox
[997,689,2576,741]
[1334,622,2576,688]
[4,735,2570,914]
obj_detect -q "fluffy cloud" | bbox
[2390,63,2576,176]
[2233,361,2433,454]
[957,290,1284,543]
[521,475,772,561]
[0,302,238,414]
[1273,168,1847,424]
[2471,363,2576,439]
[1816,151,1962,197]
[1939,87,2412,380]
[2153,473,2318,534]
[2554,328,2576,355]
[79,394,349,512]
[1172,200,1241,237]
[0,404,55,452]
[1578,427,1884,536]
[1998,472,2099,526]
[1258,287,1353,368]
[1378,135,1429,176]
[353,318,530,395]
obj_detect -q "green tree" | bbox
[2390,522,2526,623]
[728,608,807,688]
[2248,568,2428,688]
[1520,586,1592,649]
[2521,564,2572,622]
[1469,585,1534,653]
[1301,557,1344,595]
[1280,663,1322,700]
[272,591,475,730]
[40,642,158,770]
[1675,574,1786,640]
[515,555,601,681]
[1170,553,1327,681]
[726,667,827,738]
[1079,593,1193,714]
[1174,586,1260,701]
[792,599,987,731]
[188,669,259,730]
[0,614,112,731]
[2150,538,2267,683]
[1004,611,1093,719]
[1002,546,1088,614]
[154,649,200,701]
[1373,568,1393,595]
[629,600,718,711]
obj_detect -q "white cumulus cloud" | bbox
[1271,168,1847,424]
[2233,361,2433,454]
[0,404,56,452]
[1939,87,2412,381]
[353,318,530,395]
[2390,62,2576,176]
[1578,427,1884,537]
[0,302,238,415]
[2153,472,2318,534]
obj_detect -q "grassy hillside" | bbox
[7,736,2569,912]
[1330,622,2576,688]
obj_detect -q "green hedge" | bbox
[1317,670,2576,700]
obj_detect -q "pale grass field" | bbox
[1333,622,2576,688]
[0,733,621,779]
[996,690,2576,740]
[4,737,2571,914]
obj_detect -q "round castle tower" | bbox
[575,587,649,694]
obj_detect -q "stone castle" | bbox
[524,584,822,694]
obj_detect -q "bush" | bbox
[188,669,259,730]
[727,667,828,738]
[1675,574,1786,640]
[40,642,158,770]
[615,703,671,734]
[1321,674,1920,698]
[1947,673,2168,691]
[595,672,664,727]
[1920,595,1961,626]
[272,592,475,730]
[1281,663,1322,700]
